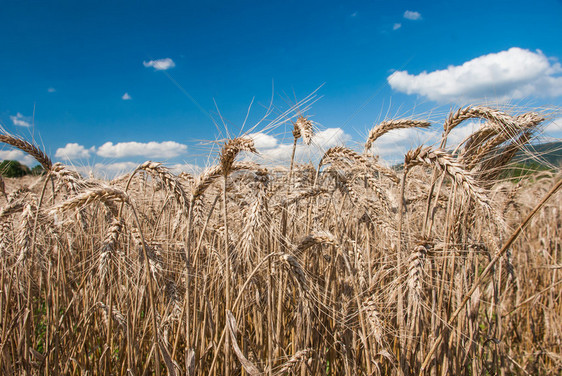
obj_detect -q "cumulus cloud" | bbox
[169,163,201,174]
[96,141,187,159]
[143,58,175,71]
[256,128,352,163]
[10,113,32,127]
[388,48,562,103]
[122,92,132,100]
[393,23,402,30]
[0,149,35,166]
[249,132,278,150]
[55,143,93,159]
[445,121,482,147]
[257,143,295,161]
[314,128,352,147]
[404,10,422,20]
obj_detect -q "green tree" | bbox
[0,160,31,177]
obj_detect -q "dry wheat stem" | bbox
[420,177,562,374]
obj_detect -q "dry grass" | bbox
[0,106,561,375]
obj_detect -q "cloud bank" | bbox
[97,141,187,159]
[249,128,352,163]
[55,140,188,161]
[387,47,562,103]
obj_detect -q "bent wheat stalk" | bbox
[405,146,491,212]
[365,119,431,151]
[0,133,53,171]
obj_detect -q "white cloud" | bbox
[350,11,358,17]
[10,113,32,127]
[404,10,422,20]
[169,163,201,174]
[122,92,132,100]
[249,132,278,149]
[313,128,351,148]
[256,128,352,163]
[94,162,138,173]
[388,48,562,103]
[47,87,56,93]
[55,143,93,159]
[257,143,294,161]
[0,149,35,166]
[96,141,187,159]
[445,121,483,147]
[393,23,402,30]
[143,58,175,71]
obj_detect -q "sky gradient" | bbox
[1,0,562,175]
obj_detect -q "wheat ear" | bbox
[405,146,491,211]
[219,137,257,176]
[365,119,431,151]
[443,105,516,135]
[49,187,129,215]
[135,161,189,206]
[319,146,399,184]
[293,115,314,145]
[0,133,53,170]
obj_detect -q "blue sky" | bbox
[1,0,562,175]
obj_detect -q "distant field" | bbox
[0,106,560,375]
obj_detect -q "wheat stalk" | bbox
[295,230,339,256]
[49,187,129,215]
[319,146,399,184]
[0,133,53,170]
[293,115,314,145]
[443,105,516,135]
[135,161,189,206]
[405,146,491,211]
[276,349,313,375]
[219,137,257,176]
[280,253,308,292]
[365,119,431,151]
[98,217,124,280]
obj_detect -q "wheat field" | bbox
[0,105,560,375]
